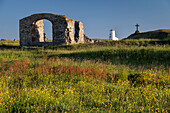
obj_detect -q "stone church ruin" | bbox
[20,13,93,47]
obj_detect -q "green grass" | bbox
[0,40,169,112]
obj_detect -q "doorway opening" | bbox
[43,19,53,42]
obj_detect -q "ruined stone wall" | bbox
[20,13,68,46]
[20,13,92,47]
[65,18,75,44]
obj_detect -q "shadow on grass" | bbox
[0,45,20,50]
[48,49,170,67]
[0,45,48,51]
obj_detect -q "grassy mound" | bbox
[126,29,170,40]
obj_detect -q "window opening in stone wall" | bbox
[74,22,78,43]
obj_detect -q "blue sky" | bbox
[0,0,170,40]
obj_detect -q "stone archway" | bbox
[19,13,94,47]
[20,13,76,46]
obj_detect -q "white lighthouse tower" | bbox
[109,29,119,40]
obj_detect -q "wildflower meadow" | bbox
[0,41,169,112]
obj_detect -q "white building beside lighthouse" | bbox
[109,29,119,40]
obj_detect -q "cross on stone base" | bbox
[135,24,140,34]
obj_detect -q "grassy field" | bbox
[0,40,169,112]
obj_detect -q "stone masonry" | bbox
[20,13,93,47]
